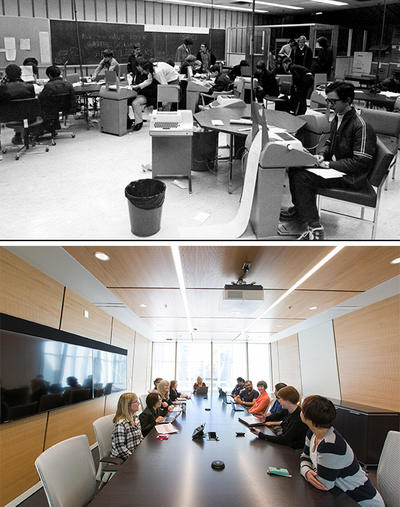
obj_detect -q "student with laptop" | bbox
[231,377,246,396]
[266,382,287,416]
[139,392,165,437]
[157,380,174,416]
[250,386,307,449]
[193,376,206,393]
[249,381,271,415]
[234,380,259,407]
[169,380,188,402]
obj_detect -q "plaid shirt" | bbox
[111,417,143,460]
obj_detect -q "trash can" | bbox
[125,179,166,237]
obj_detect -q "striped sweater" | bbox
[300,427,384,506]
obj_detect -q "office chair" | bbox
[39,92,77,145]
[377,430,400,507]
[316,137,394,239]
[157,84,180,111]
[140,394,148,411]
[93,414,123,485]
[0,98,49,160]
[35,435,97,507]
[359,108,400,190]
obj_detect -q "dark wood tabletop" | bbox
[89,394,357,507]
[354,90,397,111]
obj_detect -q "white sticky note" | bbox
[211,119,224,126]
[39,32,51,63]
[20,38,31,50]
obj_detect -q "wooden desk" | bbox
[90,394,356,507]
[354,90,397,111]
[345,74,376,88]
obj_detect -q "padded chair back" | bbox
[359,108,400,138]
[140,394,148,411]
[377,430,400,507]
[0,97,41,123]
[368,137,394,187]
[93,414,115,460]
[35,435,96,507]
[40,93,75,120]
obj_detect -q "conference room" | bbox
[0,0,400,240]
[1,244,399,506]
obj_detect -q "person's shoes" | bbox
[133,122,143,131]
[11,135,23,145]
[297,224,325,241]
[279,206,298,221]
[277,221,305,236]
[127,118,134,130]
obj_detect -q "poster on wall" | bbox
[39,31,51,63]
[352,51,373,75]
[4,37,16,61]
[20,38,31,50]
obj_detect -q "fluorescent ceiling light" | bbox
[171,245,193,337]
[256,1,303,10]
[309,306,318,310]
[237,246,344,337]
[390,257,400,265]
[164,0,266,12]
[94,251,110,261]
[311,0,348,6]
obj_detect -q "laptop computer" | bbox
[158,410,181,424]
[231,401,244,412]
[220,390,232,404]
[238,414,267,427]
[195,386,208,396]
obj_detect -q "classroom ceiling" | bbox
[64,246,399,343]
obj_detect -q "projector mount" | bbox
[232,263,256,286]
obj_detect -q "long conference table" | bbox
[90,393,356,507]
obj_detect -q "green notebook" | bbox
[267,466,292,478]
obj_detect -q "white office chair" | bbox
[377,430,400,507]
[93,414,123,483]
[35,435,97,507]
[140,393,148,412]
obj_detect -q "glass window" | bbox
[176,342,211,392]
[152,343,175,384]
[248,343,271,393]
[213,343,247,393]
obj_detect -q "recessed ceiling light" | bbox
[139,304,147,308]
[94,251,110,261]
[311,0,348,5]
[390,257,400,264]
[309,306,318,310]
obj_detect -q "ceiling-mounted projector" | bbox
[221,263,264,314]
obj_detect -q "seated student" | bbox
[208,64,233,93]
[250,386,307,449]
[92,49,120,80]
[139,392,165,437]
[379,69,400,93]
[193,376,206,393]
[281,56,313,115]
[157,379,174,416]
[254,60,279,102]
[228,60,248,81]
[152,377,162,392]
[279,81,377,240]
[38,65,76,133]
[266,382,287,416]
[169,380,188,402]
[300,396,384,506]
[23,57,39,79]
[234,380,259,407]
[180,55,197,78]
[0,64,35,146]
[231,377,245,396]
[111,393,143,460]
[249,381,271,415]
[128,58,158,131]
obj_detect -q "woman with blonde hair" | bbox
[193,376,206,393]
[157,379,174,416]
[111,393,143,460]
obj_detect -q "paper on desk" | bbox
[172,406,182,412]
[155,424,178,434]
[193,211,210,224]
[212,119,224,126]
[379,91,400,98]
[173,179,187,189]
[307,168,345,179]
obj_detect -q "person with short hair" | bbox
[111,393,143,460]
[193,376,206,393]
[250,386,307,449]
[153,377,163,390]
[279,80,377,240]
[235,380,259,407]
[249,381,271,415]
[208,64,233,92]
[228,59,248,81]
[300,396,384,506]
[92,49,120,80]
[196,43,216,73]
[231,377,246,396]
[254,60,279,102]
[128,58,158,131]
[176,38,193,65]
[278,39,297,60]
[281,56,314,115]
[313,36,333,77]
[169,380,188,402]
[127,43,142,81]
[292,35,313,71]
[23,57,39,79]
[139,392,165,437]
[153,61,180,85]
[266,382,287,415]
[179,54,197,78]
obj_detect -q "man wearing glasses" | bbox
[279,81,376,240]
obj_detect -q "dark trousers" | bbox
[289,78,313,115]
[288,168,355,224]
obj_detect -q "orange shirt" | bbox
[249,391,271,415]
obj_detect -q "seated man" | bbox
[38,65,76,133]
[234,380,259,408]
[279,81,377,240]
[228,59,248,81]
[92,49,120,80]
[231,376,245,397]
[379,69,400,93]
[0,64,35,145]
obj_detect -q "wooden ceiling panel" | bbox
[111,288,185,318]
[248,319,304,333]
[180,246,333,289]
[301,246,400,291]
[64,246,179,288]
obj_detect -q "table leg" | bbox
[229,133,233,194]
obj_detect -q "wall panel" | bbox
[127,0,136,23]
[277,334,302,395]
[132,333,152,395]
[154,1,162,24]
[4,0,19,15]
[47,0,61,18]
[0,413,47,506]
[107,0,117,22]
[170,3,178,25]
[193,6,199,27]
[117,0,126,22]
[96,0,106,21]
[60,288,112,343]
[20,0,34,17]
[0,248,64,329]
[136,0,144,24]
[33,0,47,17]
[61,0,73,19]
[111,319,135,391]
[334,295,400,411]
[85,0,96,20]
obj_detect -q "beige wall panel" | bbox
[85,0,96,20]
[4,0,18,15]
[277,334,302,395]
[60,288,112,343]
[136,0,145,23]
[61,0,73,19]
[111,319,135,391]
[47,0,60,18]
[270,341,280,388]
[104,392,120,415]
[20,0,34,17]
[45,397,105,449]
[127,0,136,23]
[132,333,152,395]
[0,413,47,506]
[154,1,162,24]
[334,295,400,411]
[117,0,126,22]
[0,248,64,328]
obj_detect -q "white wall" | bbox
[132,333,152,395]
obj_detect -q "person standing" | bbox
[196,43,216,73]
[282,57,314,115]
[278,39,297,60]
[312,37,333,79]
[127,43,142,82]
[175,38,193,65]
[292,35,313,71]
[92,49,120,80]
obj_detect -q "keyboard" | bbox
[154,122,180,129]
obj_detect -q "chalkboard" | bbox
[50,20,225,67]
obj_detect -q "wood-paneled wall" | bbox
[0,0,265,28]
[272,333,303,395]
[111,319,136,391]
[334,294,400,412]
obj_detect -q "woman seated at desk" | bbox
[300,395,384,506]
[157,380,175,416]
[128,58,158,132]
[248,380,271,415]
[169,380,188,402]
[139,392,165,437]
[250,386,307,449]
[111,392,143,460]
[193,376,206,393]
